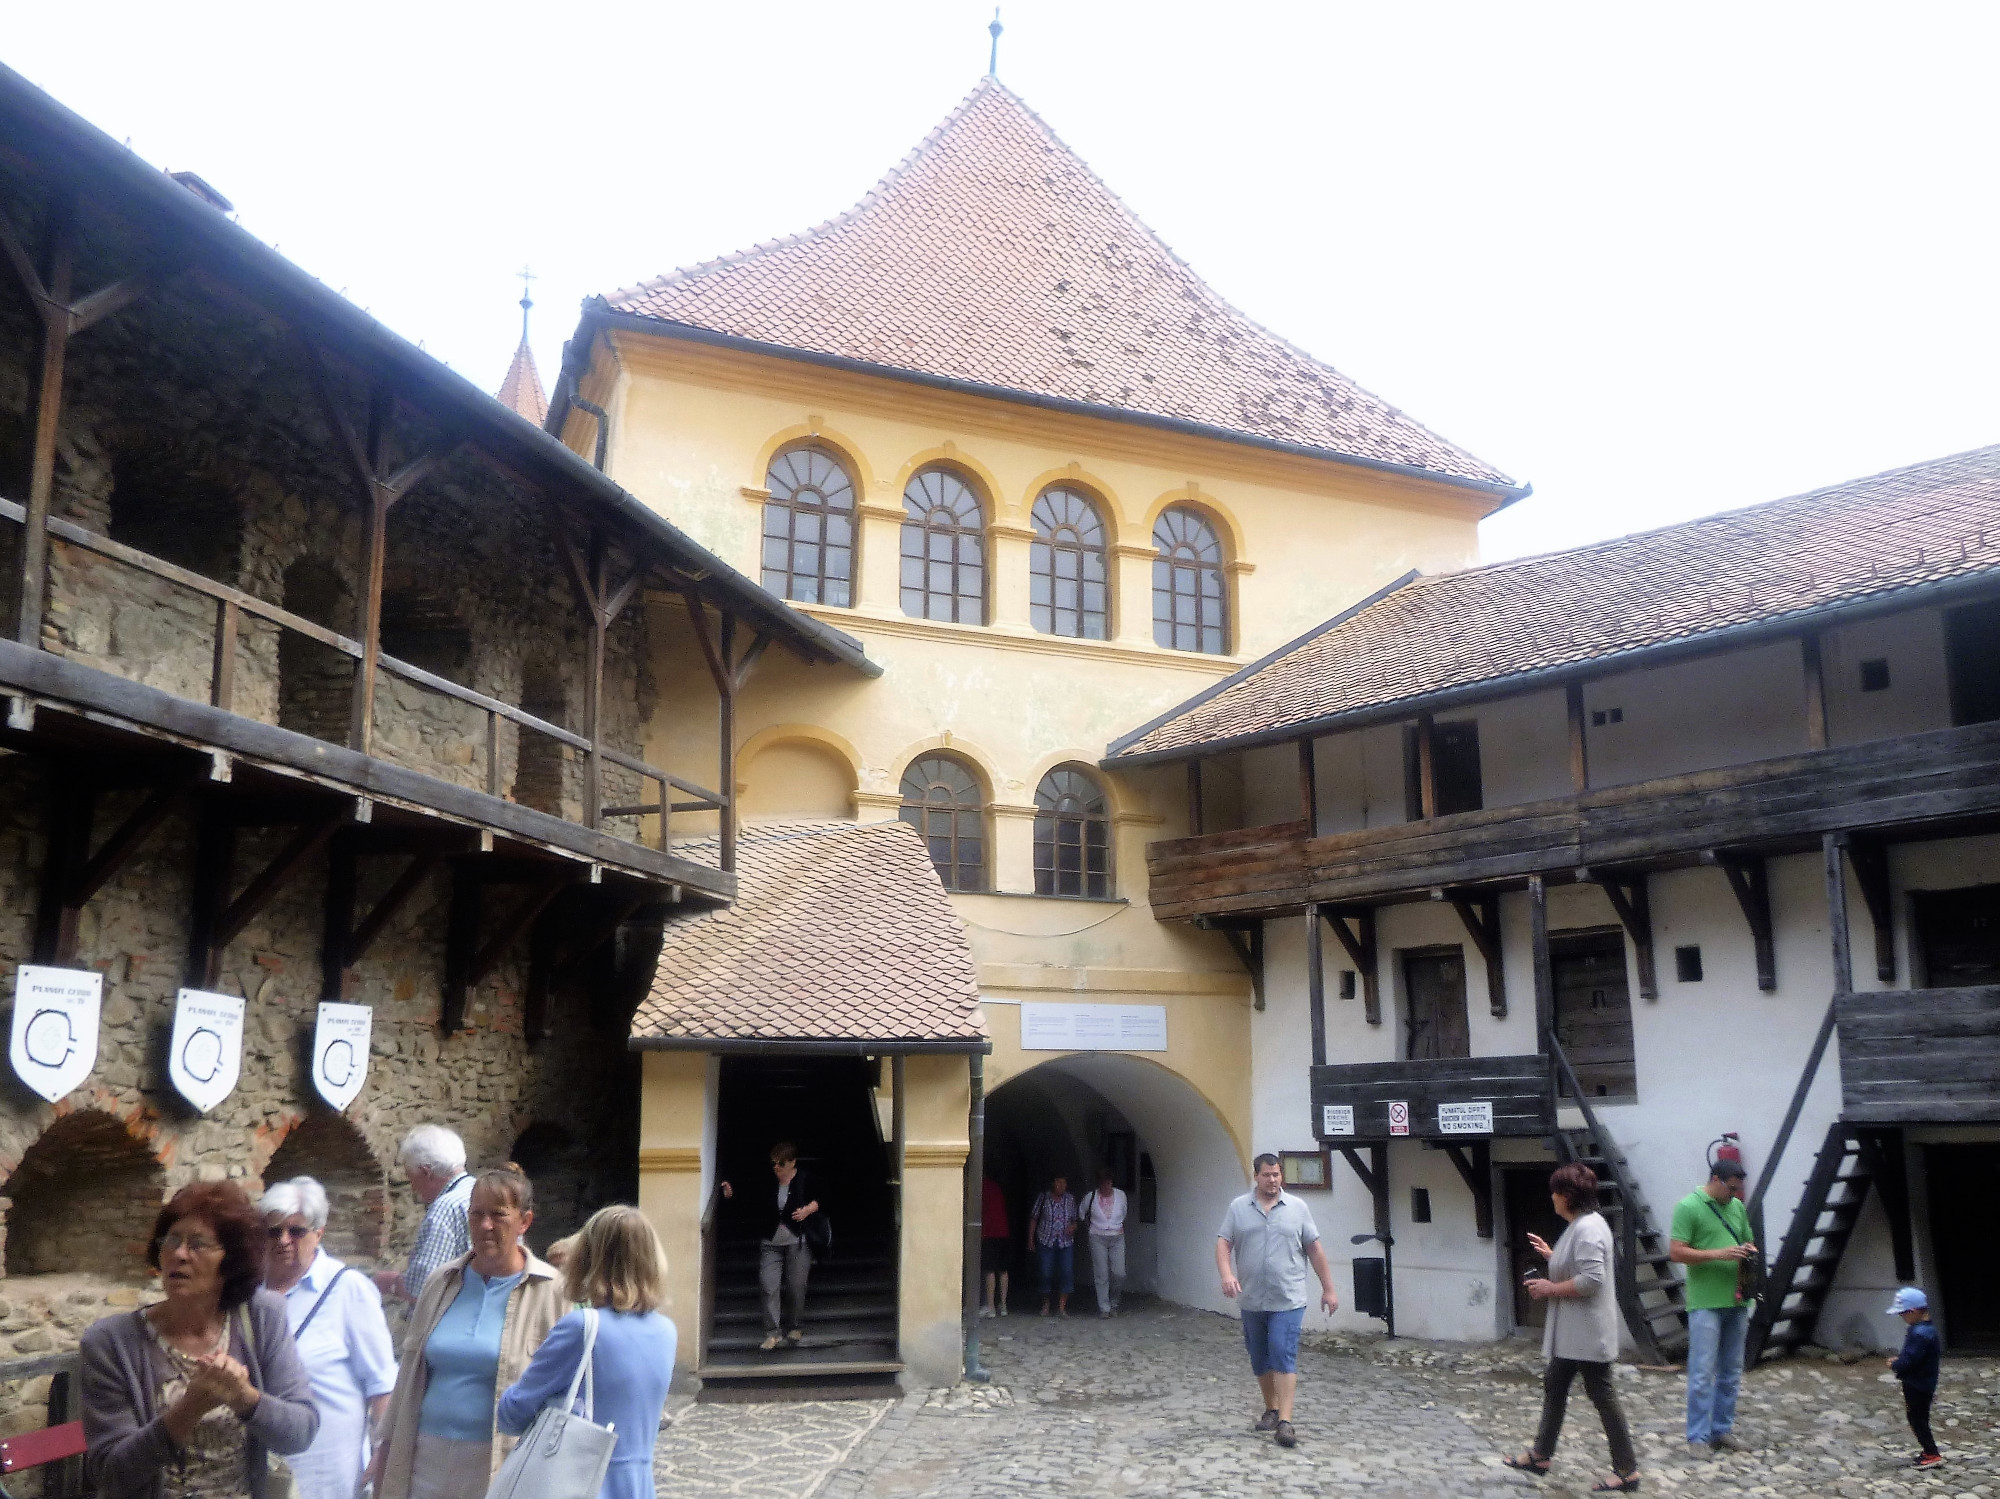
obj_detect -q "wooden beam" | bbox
[732,632,773,692]
[13,197,72,649]
[1297,738,1318,833]
[1322,907,1381,1025]
[69,773,195,908]
[210,598,239,712]
[214,812,344,950]
[1856,1129,1915,1282]
[1440,1140,1494,1239]
[467,874,575,987]
[185,799,237,988]
[1709,851,1777,991]
[552,894,650,983]
[1335,1144,1379,1199]
[1585,869,1658,1000]
[31,764,94,964]
[1415,714,1438,819]
[1529,873,1555,1039]
[1186,759,1204,836]
[1801,633,1829,750]
[1844,836,1895,983]
[524,907,561,1042]
[1206,920,1265,1011]
[319,832,358,1002]
[1306,903,1326,1064]
[1445,892,1505,1018]
[441,864,481,1034]
[1565,681,1589,793]
[718,613,737,874]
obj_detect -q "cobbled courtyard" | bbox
[656,1301,1999,1498]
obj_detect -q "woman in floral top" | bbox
[1027,1173,1080,1318]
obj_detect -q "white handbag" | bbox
[484,1308,617,1499]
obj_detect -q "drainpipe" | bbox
[571,390,610,472]
[963,1053,990,1382]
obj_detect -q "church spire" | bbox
[496,267,548,426]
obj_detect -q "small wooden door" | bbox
[1503,1167,1567,1332]
[1403,946,1471,1060]
[1913,884,2000,986]
[1551,928,1637,1099]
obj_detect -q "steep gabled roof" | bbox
[1108,444,2000,763]
[599,79,1517,496]
[496,337,547,425]
[629,820,988,1051]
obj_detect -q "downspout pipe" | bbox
[573,393,609,473]
[963,1052,990,1382]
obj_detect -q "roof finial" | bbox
[987,8,1003,77]
[517,265,537,342]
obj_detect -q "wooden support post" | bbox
[467,875,574,988]
[1824,831,1854,994]
[213,813,343,953]
[484,709,500,798]
[1586,870,1658,1000]
[1529,873,1555,1040]
[1440,1140,1494,1238]
[319,832,358,1002]
[1857,1129,1915,1282]
[1709,851,1777,991]
[1565,681,1589,793]
[1207,921,1265,1011]
[10,198,72,649]
[441,863,481,1034]
[718,612,737,873]
[1445,892,1505,1018]
[1335,1138,1396,1331]
[524,906,560,1042]
[1415,714,1438,820]
[211,599,239,712]
[185,799,237,989]
[1306,903,1326,1065]
[32,764,94,965]
[1801,633,1829,750]
[1297,738,1318,833]
[1843,836,1895,983]
[1186,759,1204,836]
[1323,908,1381,1025]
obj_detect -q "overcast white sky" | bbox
[10,4,1999,560]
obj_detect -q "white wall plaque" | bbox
[9,965,101,1104]
[1438,1100,1495,1135]
[1321,1104,1355,1137]
[1387,1100,1411,1136]
[312,1002,372,1110]
[1019,1001,1167,1053]
[169,988,244,1114]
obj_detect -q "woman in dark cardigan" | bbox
[81,1180,318,1499]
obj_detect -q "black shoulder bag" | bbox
[1703,1198,1764,1303]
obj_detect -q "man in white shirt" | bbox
[1083,1167,1130,1318]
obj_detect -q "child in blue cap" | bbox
[1885,1287,1941,1468]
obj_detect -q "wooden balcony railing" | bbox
[1836,986,2000,1124]
[1151,719,2000,920]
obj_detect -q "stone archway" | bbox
[3,1109,165,1280]
[263,1113,390,1266]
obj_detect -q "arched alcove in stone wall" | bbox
[108,448,246,585]
[511,1121,592,1253]
[515,660,570,818]
[279,558,355,744]
[2,1110,165,1279]
[263,1113,389,1266]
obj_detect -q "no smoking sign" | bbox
[1387,1100,1411,1136]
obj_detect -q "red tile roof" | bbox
[630,820,988,1048]
[602,80,1516,495]
[1109,444,2000,762]
[496,337,547,425]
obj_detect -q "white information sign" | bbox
[1321,1104,1355,1137]
[1019,1002,1168,1053]
[169,989,245,1114]
[1438,1100,1495,1135]
[1387,1100,1411,1137]
[312,1002,372,1111]
[9,965,102,1104]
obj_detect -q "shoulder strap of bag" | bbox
[1702,1197,1746,1244]
[559,1307,600,1424]
[293,1265,352,1340]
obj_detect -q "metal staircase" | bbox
[1550,1037,1689,1362]
[1746,1122,1898,1364]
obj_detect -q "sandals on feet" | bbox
[1502,1451,1551,1475]
[1591,1474,1641,1493]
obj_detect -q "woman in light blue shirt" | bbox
[262,1177,398,1499]
[499,1206,677,1499]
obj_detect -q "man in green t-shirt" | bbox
[1668,1159,1757,1455]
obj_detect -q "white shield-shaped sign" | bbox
[312,1002,372,1111]
[169,989,245,1114]
[9,965,102,1104]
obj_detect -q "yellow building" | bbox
[550,79,1523,1386]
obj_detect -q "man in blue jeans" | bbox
[1217,1153,1339,1449]
[1668,1158,1757,1456]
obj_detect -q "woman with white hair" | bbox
[262,1175,397,1499]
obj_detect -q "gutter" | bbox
[554,303,1532,508]
[0,63,880,681]
[1101,565,2000,768]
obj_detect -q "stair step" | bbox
[708,1319,899,1352]
[713,1303,896,1328]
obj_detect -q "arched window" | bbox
[1034,766,1111,898]
[900,468,986,624]
[1152,507,1227,654]
[899,753,986,891]
[1030,487,1109,640]
[762,445,855,606]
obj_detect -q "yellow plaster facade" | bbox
[591,331,1496,1383]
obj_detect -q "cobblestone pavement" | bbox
[666,1302,2000,1498]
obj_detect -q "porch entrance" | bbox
[1926,1142,2000,1350]
[1501,1166,1566,1333]
[702,1056,899,1377]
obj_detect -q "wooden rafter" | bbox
[1580,867,1658,999]
[1442,890,1505,1017]
[1708,850,1777,991]
[1320,906,1381,1025]
[1440,1140,1494,1238]
[1843,836,1895,983]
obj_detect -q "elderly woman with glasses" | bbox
[261,1175,398,1499]
[371,1168,566,1499]
[79,1180,319,1499]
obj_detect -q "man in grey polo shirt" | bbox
[1217,1152,1339,1449]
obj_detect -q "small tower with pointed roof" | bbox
[495,268,548,425]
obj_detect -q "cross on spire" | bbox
[987,9,1003,77]
[517,265,537,341]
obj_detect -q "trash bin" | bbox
[1352,1256,1387,1320]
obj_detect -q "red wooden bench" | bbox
[0,1419,86,1476]
[0,1350,85,1498]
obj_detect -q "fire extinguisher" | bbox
[1707,1133,1744,1174]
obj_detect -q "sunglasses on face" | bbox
[160,1233,222,1255]
[266,1225,316,1242]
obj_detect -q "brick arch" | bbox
[510,1120,593,1254]
[2,1108,166,1279]
[262,1113,390,1265]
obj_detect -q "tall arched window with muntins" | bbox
[762,445,855,606]
[1034,766,1111,898]
[900,468,986,624]
[1153,507,1227,654]
[1030,487,1108,639]
[899,754,986,892]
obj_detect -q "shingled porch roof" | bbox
[1107,444,2000,765]
[589,79,1519,499]
[630,820,988,1053]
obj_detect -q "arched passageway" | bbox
[264,1114,388,1265]
[3,1110,165,1279]
[986,1054,1245,1314]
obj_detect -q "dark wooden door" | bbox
[1926,1143,2000,1350]
[1551,928,1637,1099]
[1913,884,2000,986]
[1946,598,2000,725]
[1503,1167,1566,1332]
[1404,946,1471,1060]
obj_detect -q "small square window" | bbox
[1591,710,1605,727]
[1410,1187,1432,1223]
[1859,658,1891,692]
[1338,970,1357,1000]
[1675,945,1704,983]
[1590,707,1625,727]
[1280,1150,1330,1190]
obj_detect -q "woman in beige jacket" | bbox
[1502,1162,1641,1493]
[371,1169,567,1499]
